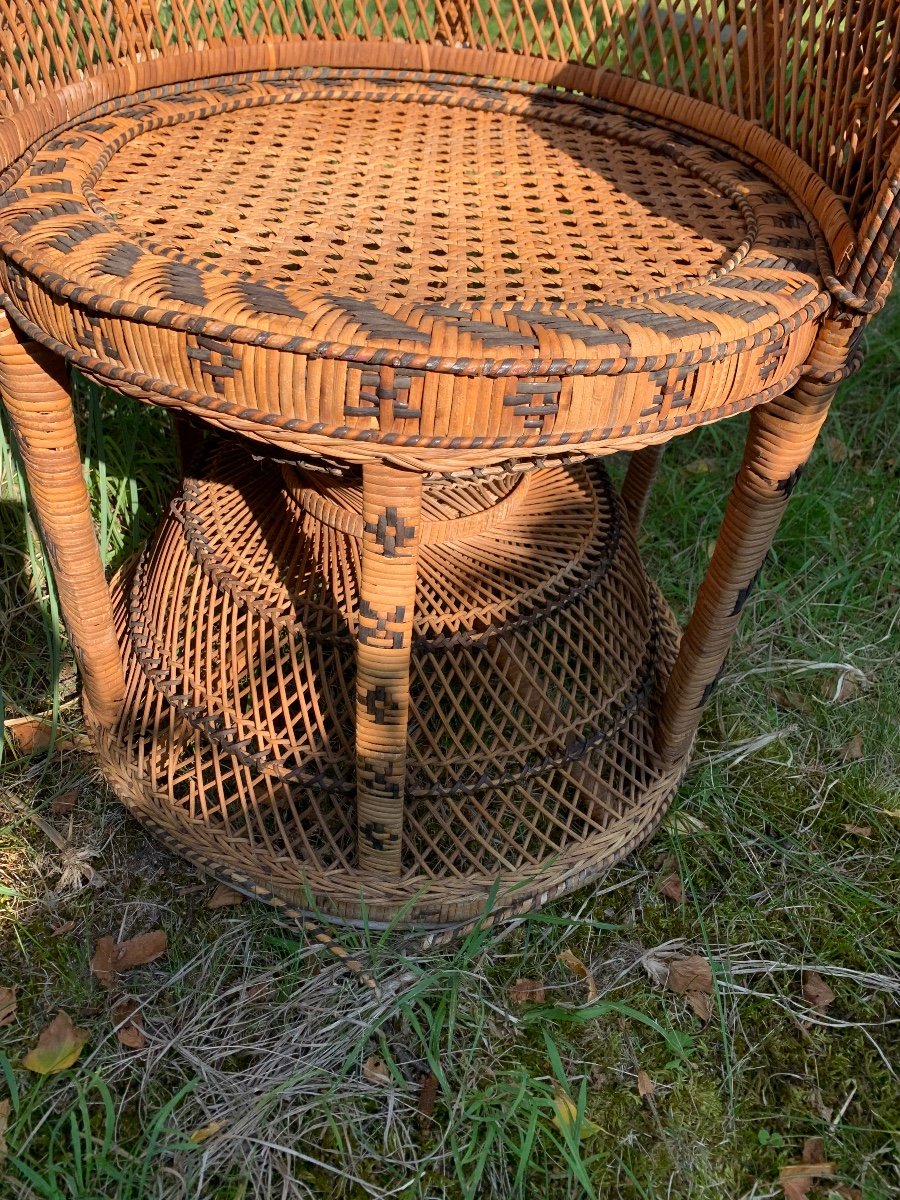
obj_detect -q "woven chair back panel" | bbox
[1,1,897,221]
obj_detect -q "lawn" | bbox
[1,292,898,1199]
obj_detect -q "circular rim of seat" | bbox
[0,68,832,377]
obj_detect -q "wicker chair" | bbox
[1,2,897,936]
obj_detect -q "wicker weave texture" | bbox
[87,443,684,925]
[1,3,898,933]
[2,2,898,225]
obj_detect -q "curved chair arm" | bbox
[842,142,900,313]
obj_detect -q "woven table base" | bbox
[86,444,687,929]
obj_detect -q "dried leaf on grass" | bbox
[666,955,713,994]
[842,824,872,838]
[112,999,145,1049]
[418,1071,439,1120]
[22,1012,88,1075]
[188,1121,226,1145]
[206,884,245,909]
[840,733,864,762]
[557,949,599,1002]
[50,920,76,937]
[663,811,708,837]
[362,1056,391,1086]
[802,971,835,1012]
[509,978,545,1006]
[644,952,714,1022]
[50,788,80,815]
[91,931,167,990]
[770,688,813,716]
[778,1137,835,1200]
[0,987,16,1028]
[685,457,718,475]
[657,854,683,902]
[550,1086,599,1139]
[821,672,864,703]
[636,1069,655,1098]
[4,717,89,755]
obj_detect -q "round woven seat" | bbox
[0,68,831,461]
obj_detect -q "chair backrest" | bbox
[1,1,898,285]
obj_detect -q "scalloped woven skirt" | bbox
[87,442,686,929]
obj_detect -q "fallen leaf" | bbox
[778,1136,835,1200]
[685,457,717,475]
[188,1120,226,1144]
[664,811,708,837]
[685,990,713,1021]
[50,788,80,815]
[802,971,835,1012]
[90,936,117,990]
[834,1188,862,1200]
[550,1085,600,1139]
[206,884,245,909]
[4,717,88,755]
[665,955,713,995]
[842,824,872,838]
[821,672,862,703]
[22,1012,89,1074]
[557,949,599,1002]
[0,987,16,1028]
[91,931,167,990]
[362,1055,391,1086]
[802,1137,825,1164]
[770,687,813,716]
[418,1071,439,1119]
[840,733,864,762]
[636,1069,655,1098]
[112,999,145,1049]
[644,953,714,1023]
[50,920,76,937]
[0,1098,8,1166]
[510,977,545,1006]
[826,434,848,463]
[657,854,683,902]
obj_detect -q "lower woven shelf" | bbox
[86,445,689,930]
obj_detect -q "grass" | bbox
[1,291,898,1198]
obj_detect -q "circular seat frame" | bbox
[1,18,897,940]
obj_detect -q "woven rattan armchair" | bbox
[1,3,897,939]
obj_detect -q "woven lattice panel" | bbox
[2,1,897,220]
[89,445,685,926]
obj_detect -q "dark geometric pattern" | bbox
[362,508,416,557]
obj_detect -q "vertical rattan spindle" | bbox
[355,462,422,875]
[0,311,124,727]
[656,362,843,765]
[622,444,666,531]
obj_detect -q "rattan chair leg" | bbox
[0,311,124,727]
[622,445,666,531]
[656,375,838,764]
[355,462,423,875]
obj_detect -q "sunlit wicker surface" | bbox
[1,2,897,934]
[0,68,830,461]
